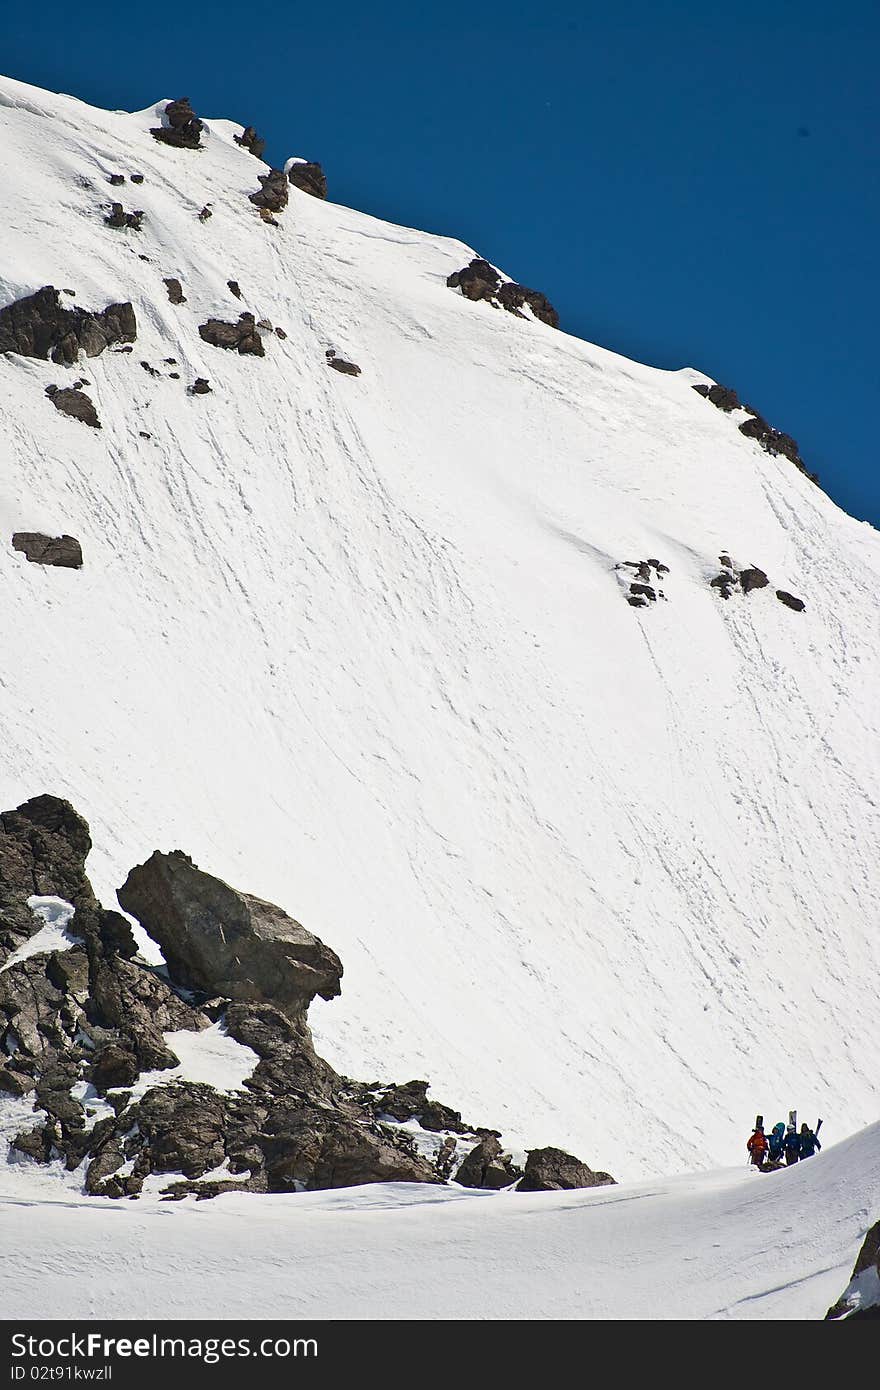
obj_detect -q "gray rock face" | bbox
[198,313,265,356]
[12,533,83,569]
[518,1146,616,1192]
[117,850,343,1019]
[288,160,327,199]
[0,286,136,364]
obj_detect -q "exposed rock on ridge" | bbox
[0,287,136,364]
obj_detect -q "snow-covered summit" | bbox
[1,75,878,1181]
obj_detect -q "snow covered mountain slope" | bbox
[3,1121,878,1321]
[1,75,878,1180]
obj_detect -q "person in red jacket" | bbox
[747,1124,768,1168]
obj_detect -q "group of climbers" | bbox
[746,1117,822,1171]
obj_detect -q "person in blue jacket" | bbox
[784,1125,802,1164]
[767,1122,786,1164]
[799,1122,822,1158]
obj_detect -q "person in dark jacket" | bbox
[799,1122,821,1158]
[767,1122,786,1163]
[784,1125,802,1164]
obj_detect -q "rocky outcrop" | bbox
[151,98,203,150]
[826,1218,880,1320]
[0,287,136,364]
[692,381,739,412]
[618,557,669,608]
[2,796,612,1200]
[692,380,818,484]
[105,203,143,232]
[235,126,266,160]
[12,534,83,569]
[249,169,289,214]
[447,258,559,328]
[287,160,327,199]
[708,558,804,612]
[117,850,343,1019]
[326,349,361,376]
[45,385,100,428]
[163,278,186,305]
[518,1146,616,1192]
[190,377,211,394]
[198,313,265,356]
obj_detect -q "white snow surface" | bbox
[1,75,879,1182]
[1,1122,878,1320]
[0,897,78,972]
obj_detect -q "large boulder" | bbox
[517,1145,616,1192]
[287,159,327,199]
[117,850,343,1019]
[0,287,136,364]
[151,98,203,150]
[198,313,265,356]
[249,169,289,214]
[12,533,82,569]
[45,385,100,428]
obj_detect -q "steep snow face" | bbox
[0,76,878,1180]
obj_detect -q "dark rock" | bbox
[371,1079,467,1133]
[89,1043,140,1093]
[692,382,739,412]
[130,174,144,184]
[235,126,266,160]
[105,203,143,232]
[287,160,327,199]
[826,1218,880,1319]
[117,850,343,1021]
[740,568,769,594]
[776,590,805,612]
[12,1125,54,1164]
[198,206,213,222]
[151,98,204,150]
[139,431,152,439]
[447,259,559,328]
[108,174,125,186]
[629,583,656,602]
[0,1066,31,1096]
[739,415,807,473]
[0,286,136,364]
[455,1135,521,1190]
[249,169,289,214]
[190,378,211,394]
[627,595,648,608]
[326,352,361,376]
[45,386,100,428]
[710,573,737,598]
[227,280,242,299]
[518,1146,616,1192]
[198,313,265,356]
[259,1102,437,1191]
[719,554,733,568]
[163,278,186,305]
[141,361,159,377]
[275,327,287,340]
[11,534,83,569]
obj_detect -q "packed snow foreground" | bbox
[0,76,878,1319]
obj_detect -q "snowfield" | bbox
[2,1123,878,1320]
[0,74,879,1191]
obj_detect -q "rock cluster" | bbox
[235,126,266,160]
[198,313,265,356]
[692,381,818,483]
[105,203,144,232]
[249,169,289,215]
[45,385,101,428]
[618,558,669,608]
[287,160,327,199]
[0,287,136,364]
[1,796,612,1201]
[708,557,804,611]
[447,258,559,328]
[151,98,204,151]
[11,533,83,569]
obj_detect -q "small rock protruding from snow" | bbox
[776,590,806,612]
[45,384,100,428]
[163,277,186,304]
[105,202,143,232]
[325,348,361,377]
[447,258,559,328]
[151,98,204,151]
[249,169,289,215]
[198,313,265,357]
[235,125,266,160]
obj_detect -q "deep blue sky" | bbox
[5,1,879,524]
